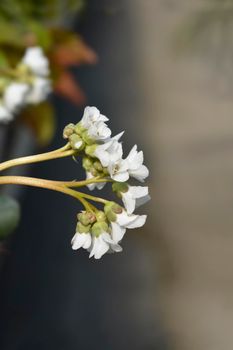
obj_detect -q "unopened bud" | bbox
[96,211,106,222]
[104,202,123,222]
[63,123,75,139]
[85,144,97,157]
[91,221,109,237]
[112,182,128,194]
[82,157,93,171]
[93,161,103,172]
[77,211,96,226]
[69,134,84,150]
[76,222,91,233]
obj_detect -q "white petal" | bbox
[71,233,88,250]
[111,222,126,242]
[111,170,129,182]
[129,165,149,182]
[110,243,123,252]
[96,182,106,190]
[125,215,147,229]
[112,131,124,141]
[22,47,49,76]
[94,237,109,259]
[82,233,92,249]
[129,186,148,199]
[122,192,135,214]
[116,211,138,227]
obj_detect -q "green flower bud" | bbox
[96,211,106,222]
[104,202,123,222]
[77,211,96,226]
[82,130,96,145]
[90,167,98,177]
[91,221,109,237]
[93,161,103,172]
[82,157,93,171]
[112,182,129,194]
[103,167,109,176]
[69,134,84,150]
[76,222,91,233]
[85,144,97,157]
[74,122,86,135]
[63,123,75,139]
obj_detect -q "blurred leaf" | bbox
[21,102,56,147]
[27,22,52,50]
[0,50,9,68]
[51,34,98,67]
[54,70,86,105]
[0,194,20,240]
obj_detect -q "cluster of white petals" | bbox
[0,47,51,123]
[71,207,147,260]
[66,106,150,260]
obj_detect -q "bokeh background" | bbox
[0,1,232,349]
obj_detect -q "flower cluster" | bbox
[0,47,51,123]
[65,106,150,259]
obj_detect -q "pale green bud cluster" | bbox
[63,121,97,151]
[82,156,109,178]
[76,210,113,237]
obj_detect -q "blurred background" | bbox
[0,0,232,349]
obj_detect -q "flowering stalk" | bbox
[0,176,96,212]
[0,143,73,172]
[0,106,150,260]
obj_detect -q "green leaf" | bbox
[0,194,20,240]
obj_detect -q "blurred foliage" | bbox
[0,194,20,241]
[21,102,56,147]
[0,0,98,146]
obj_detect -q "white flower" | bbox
[124,145,149,182]
[121,186,149,214]
[87,120,111,141]
[111,211,147,243]
[89,232,122,259]
[3,82,30,113]
[85,171,106,191]
[71,232,92,250]
[94,132,124,167]
[22,47,49,77]
[81,106,108,129]
[0,105,13,123]
[27,77,51,104]
[107,158,129,182]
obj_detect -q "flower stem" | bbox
[0,175,92,211]
[62,177,113,188]
[0,143,75,172]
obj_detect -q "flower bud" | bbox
[93,160,103,172]
[104,202,123,222]
[91,221,109,237]
[82,157,93,171]
[69,134,84,150]
[96,211,106,222]
[74,122,85,135]
[76,222,91,233]
[85,144,97,157]
[112,182,128,196]
[63,123,75,139]
[77,211,96,226]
